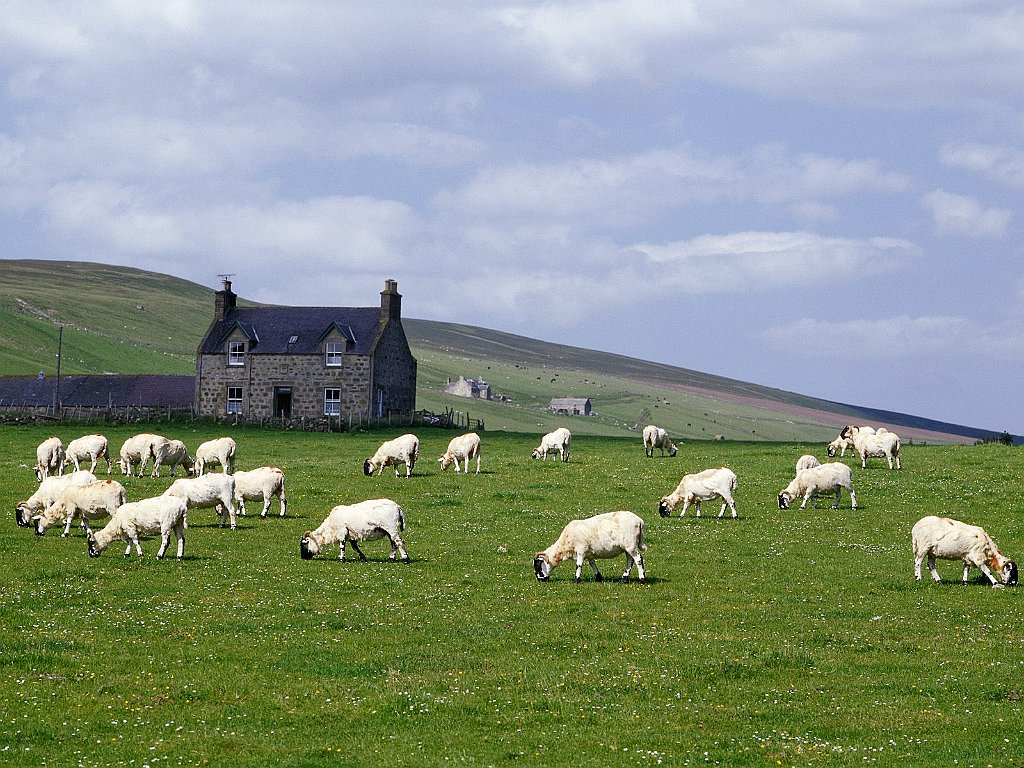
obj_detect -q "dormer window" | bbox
[228,341,246,366]
[325,341,343,367]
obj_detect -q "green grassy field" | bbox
[2,425,1023,766]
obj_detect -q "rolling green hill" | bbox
[0,259,997,443]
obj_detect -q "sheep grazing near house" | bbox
[34,436,65,481]
[86,496,188,560]
[233,466,287,518]
[33,479,127,537]
[300,498,409,562]
[796,454,821,472]
[117,433,170,477]
[531,427,572,462]
[363,434,420,478]
[826,436,855,458]
[847,426,901,470]
[658,467,739,518]
[163,473,238,529]
[151,439,193,477]
[62,434,112,475]
[534,510,646,583]
[16,470,97,527]
[912,515,1018,588]
[778,462,857,510]
[642,425,677,458]
[438,433,482,474]
[192,436,237,475]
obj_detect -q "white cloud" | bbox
[921,189,1011,238]
[941,142,1024,188]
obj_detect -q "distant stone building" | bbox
[550,397,592,416]
[444,376,491,400]
[195,278,416,420]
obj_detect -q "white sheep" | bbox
[117,433,170,477]
[658,467,739,518]
[16,470,97,527]
[34,436,65,481]
[778,462,857,510]
[534,510,646,583]
[86,496,188,559]
[847,426,901,470]
[438,433,482,474]
[363,434,420,478]
[233,466,287,518]
[61,434,112,475]
[642,425,677,458]
[796,454,821,472]
[192,436,237,475]
[912,515,1018,588]
[151,439,194,477]
[163,474,238,529]
[826,436,854,458]
[300,498,409,562]
[33,479,127,537]
[531,427,572,462]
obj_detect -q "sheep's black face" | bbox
[300,536,316,560]
[34,520,45,536]
[86,536,100,558]
[826,445,837,457]
[362,460,373,476]
[668,446,677,457]
[15,505,30,528]
[534,556,551,581]
[1006,561,1019,587]
[778,493,791,510]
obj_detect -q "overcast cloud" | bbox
[1,1,1022,433]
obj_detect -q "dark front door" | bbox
[273,387,292,418]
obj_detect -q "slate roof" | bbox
[199,307,381,356]
[0,375,195,408]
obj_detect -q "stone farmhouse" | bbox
[443,375,491,400]
[195,278,417,421]
[550,397,592,416]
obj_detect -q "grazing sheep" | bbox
[300,498,409,562]
[62,434,112,475]
[16,470,97,527]
[796,454,821,472]
[86,496,188,560]
[534,510,646,583]
[233,466,287,518]
[778,462,857,510]
[363,434,420,478]
[826,436,854,458]
[438,433,482,474]
[658,467,739,518]
[192,436,237,475]
[847,426,901,470]
[33,479,126,537]
[151,439,194,477]
[163,474,238,529]
[117,433,170,477]
[912,515,1018,588]
[531,427,572,462]
[642,425,677,458]
[839,425,877,439]
[34,436,65,481]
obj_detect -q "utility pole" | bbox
[54,325,63,413]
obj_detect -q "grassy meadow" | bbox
[2,424,1023,767]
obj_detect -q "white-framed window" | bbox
[325,341,343,367]
[226,386,243,414]
[324,388,341,416]
[228,341,246,366]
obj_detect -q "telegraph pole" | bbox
[54,325,63,413]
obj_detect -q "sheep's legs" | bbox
[387,534,410,563]
[831,489,842,509]
[575,556,603,582]
[348,539,368,562]
[622,553,646,583]
[926,555,942,583]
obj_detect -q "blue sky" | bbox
[1,2,1021,433]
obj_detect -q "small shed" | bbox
[549,397,592,416]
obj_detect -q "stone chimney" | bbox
[380,279,401,321]
[214,277,237,321]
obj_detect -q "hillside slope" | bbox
[0,259,1002,443]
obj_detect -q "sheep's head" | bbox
[362,459,375,476]
[840,426,855,440]
[658,496,675,517]
[778,491,793,510]
[15,503,32,528]
[299,532,319,560]
[32,514,46,536]
[530,449,542,460]
[534,554,553,581]
[1004,560,1019,587]
[34,465,45,482]
[668,444,678,457]
[438,454,452,471]
[826,444,837,457]
[86,531,101,558]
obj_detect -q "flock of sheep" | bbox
[13,424,1018,589]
